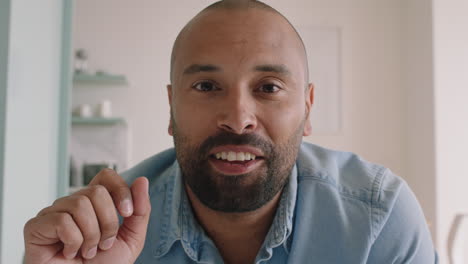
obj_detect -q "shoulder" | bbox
[292,142,436,261]
[296,142,405,240]
[297,142,403,198]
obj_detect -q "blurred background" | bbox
[1,0,468,263]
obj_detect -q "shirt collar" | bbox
[256,164,298,262]
[154,160,298,261]
[153,161,207,261]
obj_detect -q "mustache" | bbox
[198,131,273,158]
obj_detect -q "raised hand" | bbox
[23,169,151,264]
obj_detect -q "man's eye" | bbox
[259,84,281,93]
[193,81,217,92]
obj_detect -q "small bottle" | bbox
[74,49,89,73]
[69,157,79,187]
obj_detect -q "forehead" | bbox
[173,8,306,79]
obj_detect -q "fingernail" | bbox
[85,246,97,259]
[64,251,77,259]
[99,236,115,250]
[120,199,133,216]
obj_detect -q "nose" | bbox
[217,89,257,134]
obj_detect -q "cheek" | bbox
[173,97,218,140]
[258,98,306,142]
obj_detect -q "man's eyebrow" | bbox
[183,64,222,74]
[254,64,291,75]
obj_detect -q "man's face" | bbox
[168,8,313,212]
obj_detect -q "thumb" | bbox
[118,177,151,252]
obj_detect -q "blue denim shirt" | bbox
[122,142,438,263]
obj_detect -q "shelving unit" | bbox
[69,71,129,195]
[71,116,125,125]
[73,72,128,85]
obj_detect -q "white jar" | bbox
[79,104,93,118]
[98,100,112,118]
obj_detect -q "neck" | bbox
[185,184,282,264]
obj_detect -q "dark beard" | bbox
[172,119,304,212]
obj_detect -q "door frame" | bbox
[0,0,12,259]
[56,0,74,197]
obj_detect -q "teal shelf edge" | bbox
[73,73,127,84]
[71,117,125,125]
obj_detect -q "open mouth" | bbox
[211,151,263,161]
[208,148,265,175]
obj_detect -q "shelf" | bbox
[73,72,128,85]
[71,117,125,125]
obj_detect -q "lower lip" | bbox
[208,157,264,175]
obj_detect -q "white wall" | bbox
[0,0,10,259]
[2,0,63,263]
[433,0,468,262]
[403,0,437,245]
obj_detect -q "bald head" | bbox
[205,0,275,10]
[169,0,309,85]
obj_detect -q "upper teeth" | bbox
[215,152,257,161]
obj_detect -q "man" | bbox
[24,0,437,263]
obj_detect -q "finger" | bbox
[24,212,83,260]
[39,195,100,260]
[76,185,119,251]
[89,168,133,217]
[119,177,151,252]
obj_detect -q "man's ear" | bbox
[167,84,173,136]
[303,83,314,136]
